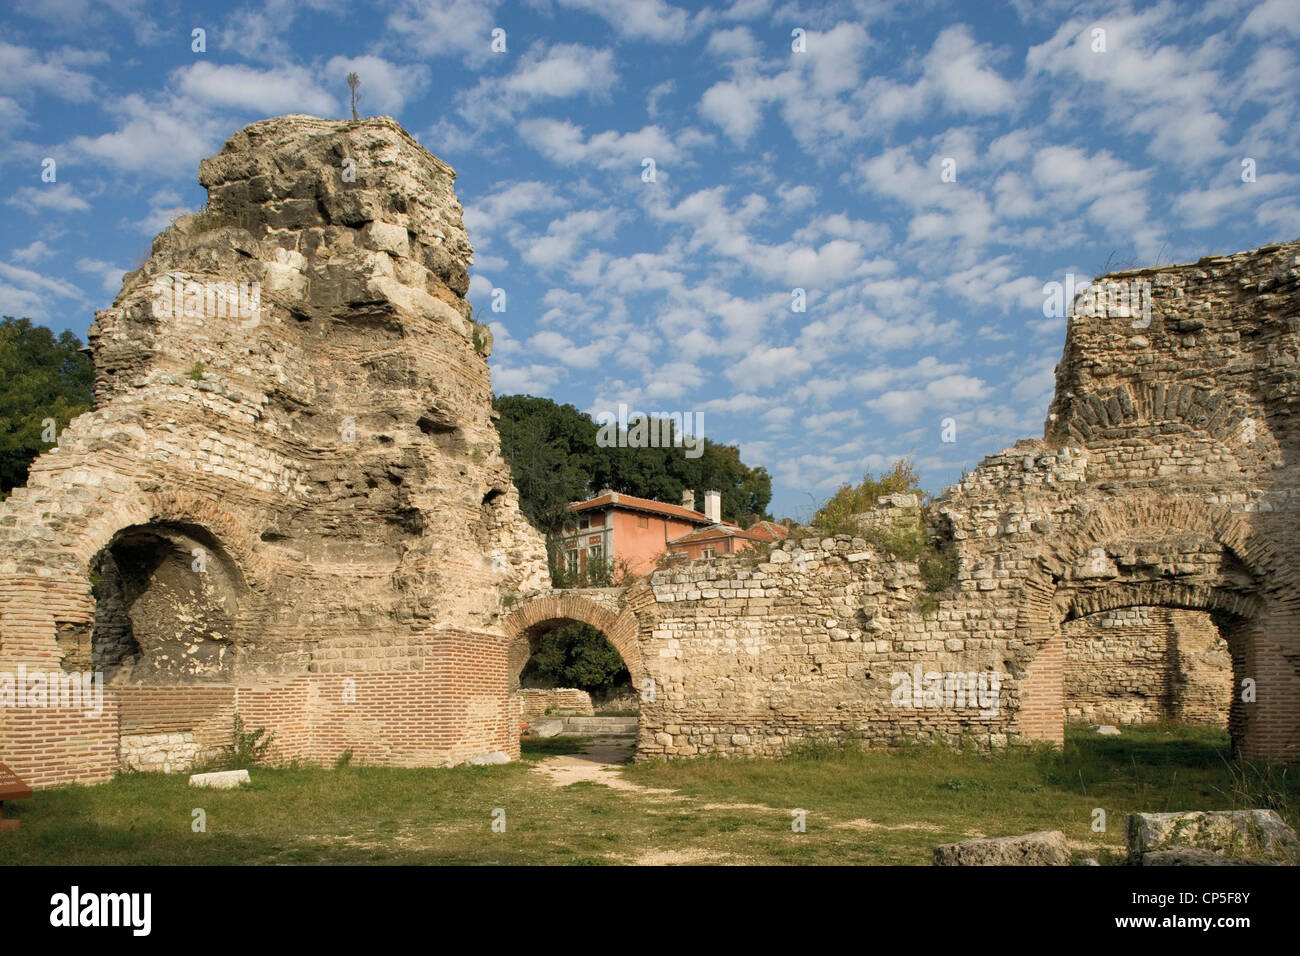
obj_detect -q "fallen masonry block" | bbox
[530,719,565,738]
[465,752,511,766]
[188,770,250,789]
[933,830,1070,866]
[1091,725,1121,735]
[1125,810,1300,863]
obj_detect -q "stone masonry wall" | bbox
[0,115,547,788]
[1062,607,1232,727]
[517,688,595,721]
[623,240,1300,762]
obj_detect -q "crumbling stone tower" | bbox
[0,115,548,787]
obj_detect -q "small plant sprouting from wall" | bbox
[188,361,205,381]
[215,713,275,770]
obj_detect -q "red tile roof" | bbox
[568,491,715,524]
[667,521,789,547]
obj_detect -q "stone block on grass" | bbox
[188,769,250,789]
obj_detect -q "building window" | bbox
[566,550,579,573]
[702,547,715,559]
[578,515,590,530]
[637,515,648,528]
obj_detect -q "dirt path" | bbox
[527,738,1063,854]
[529,737,676,793]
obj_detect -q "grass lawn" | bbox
[1,724,1293,865]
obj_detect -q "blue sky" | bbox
[2,0,1296,518]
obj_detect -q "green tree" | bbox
[522,621,629,692]
[0,317,94,494]
[493,395,598,533]
[812,458,922,534]
[493,395,773,530]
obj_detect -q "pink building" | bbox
[666,518,789,560]
[558,489,787,580]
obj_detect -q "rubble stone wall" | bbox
[0,115,546,788]
[517,688,595,720]
[617,239,1300,762]
[1062,607,1232,727]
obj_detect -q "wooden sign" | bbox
[0,762,31,832]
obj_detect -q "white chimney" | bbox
[704,489,721,523]
[681,489,696,511]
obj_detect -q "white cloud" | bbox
[173,62,338,115]
[387,0,502,65]
[520,118,708,171]
[0,261,86,320]
[724,345,811,388]
[552,0,695,43]
[501,44,616,100]
[706,26,759,59]
[12,240,55,264]
[528,329,610,368]
[76,257,127,294]
[923,24,1018,116]
[491,361,563,395]
[0,41,102,101]
[6,184,90,213]
[68,94,224,175]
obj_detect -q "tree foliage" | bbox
[522,621,630,692]
[811,458,922,534]
[493,394,772,533]
[0,317,94,494]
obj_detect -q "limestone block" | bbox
[531,719,564,738]
[189,770,250,789]
[933,831,1070,866]
[1125,810,1300,863]
[465,752,511,766]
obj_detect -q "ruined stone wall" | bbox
[517,688,595,721]
[1062,607,1232,727]
[0,115,548,788]
[635,531,1009,758]
[626,240,1300,762]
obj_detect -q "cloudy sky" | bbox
[2,0,1296,517]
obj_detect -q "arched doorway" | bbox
[1012,497,1300,761]
[1061,606,1233,728]
[83,521,248,683]
[502,591,644,741]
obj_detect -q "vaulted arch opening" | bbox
[84,521,247,683]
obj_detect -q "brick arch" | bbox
[0,491,268,663]
[1061,381,1258,445]
[1011,495,1294,755]
[502,590,644,688]
[73,490,271,592]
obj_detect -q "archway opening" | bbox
[86,521,246,683]
[1062,605,1234,729]
[512,619,639,736]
